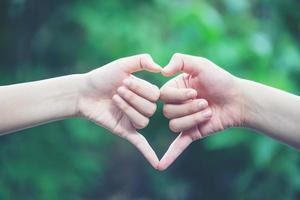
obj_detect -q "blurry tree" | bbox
[0,0,300,199]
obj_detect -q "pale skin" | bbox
[1,53,300,171]
[0,54,162,168]
[157,53,300,171]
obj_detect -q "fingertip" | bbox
[127,132,160,169]
[157,158,170,171]
[198,99,209,109]
[152,86,160,102]
[157,162,166,171]
[169,119,180,133]
[147,157,160,170]
[154,162,160,170]
[153,158,160,170]
[202,108,213,119]
[161,67,175,77]
[148,64,162,73]
[152,62,163,73]
[142,54,162,73]
[186,89,197,99]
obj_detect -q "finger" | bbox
[160,87,197,103]
[157,131,193,171]
[119,54,162,73]
[162,53,209,76]
[112,94,149,129]
[163,99,208,119]
[169,108,212,133]
[117,86,157,117]
[123,76,160,102]
[126,132,159,169]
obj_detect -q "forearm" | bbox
[240,78,300,149]
[0,74,84,134]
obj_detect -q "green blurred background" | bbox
[0,0,300,199]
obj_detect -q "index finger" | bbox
[123,76,160,102]
[160,87,197,103]
[157,130,194,171]
[125,132,159,169]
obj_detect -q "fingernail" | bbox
[161,67,173,76]
[161,69,168,75]
[202,109,212,118]
[198,101,208,109]
[186,90,197,98]
[154,63,162,70]
[162,66,169,71]
[123,79,131,86]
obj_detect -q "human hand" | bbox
[77,54,161,168]
[158,53,245,170]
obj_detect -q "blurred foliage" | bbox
[0,0,300,199]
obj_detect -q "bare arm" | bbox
[0,74,82,134]
[241,79,300,149]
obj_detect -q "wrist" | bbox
[59,73,88,118]
[72,70,104,118]
[236,78,261,129]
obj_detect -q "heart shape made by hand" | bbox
[81,53,243,171]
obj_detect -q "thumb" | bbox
[120,54,162,74]
[157,131,193,171]
[125,131,160,169]
[162,53,201,76]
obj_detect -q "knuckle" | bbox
[192,115,202,124]
[159,87,168,102]
[118,131,128,139]
[159,86,165,93]
[197,115,204,124]
[152,85,160,101]
[125,91,135,101]
[137,118,149,129]
[130,82,139,91]
[120,104,130,112]
[117,57,126,64]
[190,132,201,141]
[142,53,151,59]
[173,52,182,58]
[163,106,171,119]
[159,90,165,101]
[198,57,210,65]
[152,103,157,113]
[201,99,209,106]
[140,54,151,65]
[146,103,157,117]
[133,123,142,129]
[169,120,179,132]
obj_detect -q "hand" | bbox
[77,54,161,168]
[158,53,245,170]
